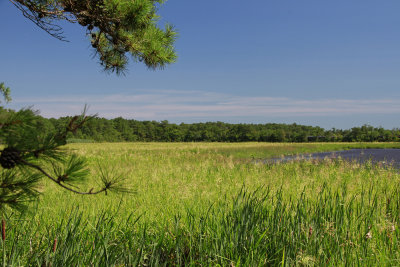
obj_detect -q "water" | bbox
[263,149,400,168]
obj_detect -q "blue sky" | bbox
[1,0,400,129]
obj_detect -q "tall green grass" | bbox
[0,142,399,265]
[2,181,400,265]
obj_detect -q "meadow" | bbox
[2,142,400,266]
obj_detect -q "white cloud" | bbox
[8,90,400,121]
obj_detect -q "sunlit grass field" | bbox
[39,142,400,221]
[3,142,400,265]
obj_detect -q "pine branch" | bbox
[21,160,114,195]
[0,83,11,103]
[0,105,131,215]
[25,108,96,159]
[9,0,70,41]
[0,170,40,214]
[9,0,177,73]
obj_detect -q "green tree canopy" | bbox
[10,0,177,74]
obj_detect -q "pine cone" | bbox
[0,147,22,169]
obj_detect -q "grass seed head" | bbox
[365,231,372,240]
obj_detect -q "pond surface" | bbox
[264,149,400,168]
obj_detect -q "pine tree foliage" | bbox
[9,0,178,74]
[0,83,11,104]
[0,105,129,215]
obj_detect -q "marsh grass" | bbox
[1,142,400,265]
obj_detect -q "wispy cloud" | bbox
[8,90,400,122]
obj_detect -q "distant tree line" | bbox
[48,116,400,143]
[1,108,399,143]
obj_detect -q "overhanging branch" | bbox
[21,160,110,195]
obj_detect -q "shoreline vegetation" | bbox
[0,142,399,265]
[2,108,399,143]
[58,118,400,143]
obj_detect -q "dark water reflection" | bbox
[264,149,400,169]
